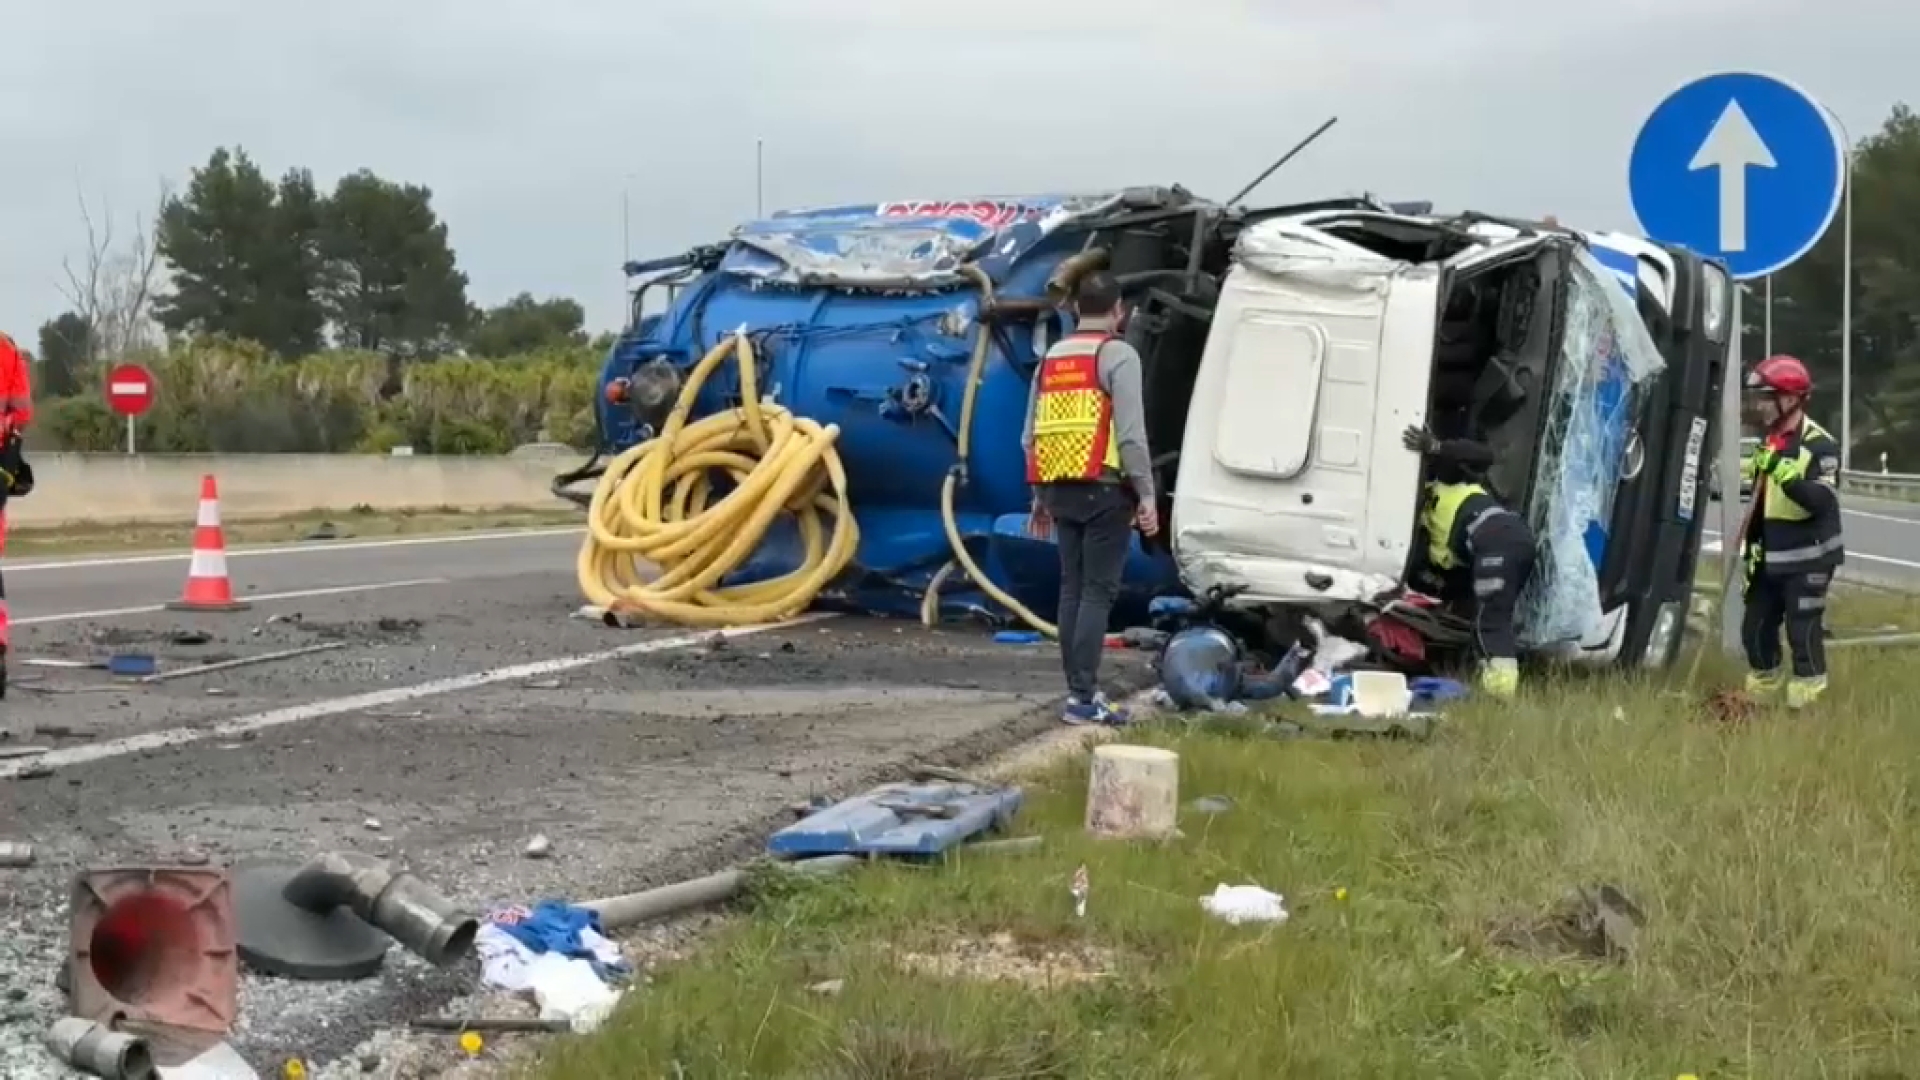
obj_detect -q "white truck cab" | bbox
[1169,207,1732,669]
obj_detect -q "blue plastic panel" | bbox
[768,780,1024,857]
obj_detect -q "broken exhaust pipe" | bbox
[44,1018,156,1080]
[281,852,479,966]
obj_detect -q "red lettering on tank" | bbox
[877,200,1033,231]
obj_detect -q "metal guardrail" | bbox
[1841,469,1920,499]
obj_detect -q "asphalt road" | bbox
[0,528,1132,1077]
[1705,492,1920,588]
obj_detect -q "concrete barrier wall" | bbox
[8,453,578,528]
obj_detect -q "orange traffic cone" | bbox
[166,474,251,612]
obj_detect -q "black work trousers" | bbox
[1467,515,1536,661]
[1041,482,1135,700]
[1742,568,1831,678]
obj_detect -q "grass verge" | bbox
[532,586,1920,1079]
[6,504,583,557]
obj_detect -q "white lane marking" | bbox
[13,577,450,627]
[1703,532,1920,570]
[0,613,835,778]
[1845,507,1920,526]
[9,527,584,574]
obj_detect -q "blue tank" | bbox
[575,190,1192,623]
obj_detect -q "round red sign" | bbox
[105,363,156,418]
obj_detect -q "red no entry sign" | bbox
[105,363,156,418]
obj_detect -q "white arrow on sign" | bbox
[1688,99,1777,253]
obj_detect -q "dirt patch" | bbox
[1699,688,1760,729]
[896,931,1121,988]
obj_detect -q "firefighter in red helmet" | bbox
[1740,354,1843,709]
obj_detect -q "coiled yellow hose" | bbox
[578,267,1059,636]
[575,331,859,626]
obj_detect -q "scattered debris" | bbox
[140,642,346,684]
[363,818,382,832]
[521,679,563,690]
[0,745,50,760]
[67,864,241,1056]
[232,852,477,981]
[584,856,858,931]
[107,654,157,679]
[1189,795,1233,815]
[474,905,630,1033]
[42,1017,155,1080]
[0,841,34,867]
[523,835,552,860]
[1201,883,1290,925]
[1490,883,1645,962]
[169,630,213,646]
[807,979,845,996]
[301,523,339,542]
[770,778,1024,857]
[1069,864,1089,919]
[1084,744,1179,840]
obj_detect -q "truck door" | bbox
[1170,230,1439,607]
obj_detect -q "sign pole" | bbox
[1719,288,1745,656]
[126,414,135,455]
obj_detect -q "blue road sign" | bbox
[1628,71,1844,281]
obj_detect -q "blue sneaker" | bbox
[1062,693,1130,727]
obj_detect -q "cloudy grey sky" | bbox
[1,0,1908,345]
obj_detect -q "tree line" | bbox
[27,146,607,451]
[1750,103,1920,470]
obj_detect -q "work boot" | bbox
[1785,675,1828,711]
[1744,668,1784,697]
[1477,657,1519,700]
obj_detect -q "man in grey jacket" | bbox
[1021,271,1158,726]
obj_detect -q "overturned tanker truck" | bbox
[558,188,1733,671]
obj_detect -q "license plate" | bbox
[1676,417,1708,523]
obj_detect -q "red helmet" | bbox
[1746,354,1812,397]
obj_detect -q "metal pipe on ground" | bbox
[282,852,478,966]
[584,855,856,932]
[43,1017,156,1080]
[584,837,1047,932]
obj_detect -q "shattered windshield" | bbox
[1516,246,1667,648]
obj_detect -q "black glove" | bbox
[0,432,28,499]
[1402,425,1439,455]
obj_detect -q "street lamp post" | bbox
[1824,106,1855,471]
[1763,275,1773,356]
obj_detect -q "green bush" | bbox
[34,337,603,454]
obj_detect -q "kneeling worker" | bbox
[1402,425,1536,699]
[1740,354,1843,709]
